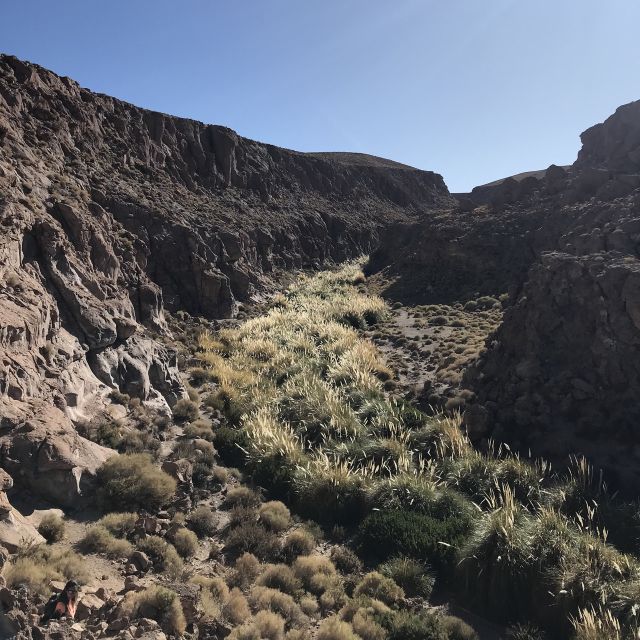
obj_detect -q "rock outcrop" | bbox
[368,99,640,489]
[0,54,451,505]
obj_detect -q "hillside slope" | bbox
[368,99,640,490]
[0,54,451,507]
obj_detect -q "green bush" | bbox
[172,398,199,422]
[173,528,198,558]
[214,427,250,468]
[249,453,298,502]
[358,509,472,568]
[137,536,183,578]
[378,610,448,640]
[38,514,65,543]
[96,454,176,512]
[187,506,218,538]
[296,473,368,527]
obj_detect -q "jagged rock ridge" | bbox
[368,99,640,490]
[0,54,451,509]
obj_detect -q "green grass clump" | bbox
[379,556,435,599]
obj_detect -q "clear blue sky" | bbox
[2,1,640,192]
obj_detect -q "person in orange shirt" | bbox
[41,580,79,623]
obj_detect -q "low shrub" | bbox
[122,585,186,635]
[173,398,200,422]
[250,586,308,627]
[257,563,302,595]
[229,506,259,527]
[137,536,183,578]
[299,595,319,616]
[6,546,89,595]
[378,610,448,640]
[228,610,286,640]
[184,420,214,441]
[189,367,215,386]
[317,616,358,640]
[351,609,386,640]
[188,506,218,538]
[330,547,363,575]
[81,526,133,559]
[96,453,176,512]
[38,513,65,543]
[224,522,281,561]
[173,527,198,558]
[97,512,138,538]
[293,555,337,596]
[223,587,252,625]
[442,616,479,640]
[353,571,404,606]
[259,501,291,532]
[109,389,131,405]
[358,508,471,568]
[282,529,316,562]
[229,552,262,590]
[223,487,262,510]
[379,556,435,598]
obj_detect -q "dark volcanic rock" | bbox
[0,54,450,504]
[368,98,640,488]
[576,99,640,173]
[464,252,640,489]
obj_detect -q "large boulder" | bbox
[0,402,114,507]
[466,252,640,491]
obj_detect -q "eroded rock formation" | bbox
[369,99,640,489]
[0,54,451,505]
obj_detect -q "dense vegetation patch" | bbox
[192,260,640,638]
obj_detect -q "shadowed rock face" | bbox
[0,54,451,504]
[368,99,640,489]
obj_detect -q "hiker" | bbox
[41,580,79,623]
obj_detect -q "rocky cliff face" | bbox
[0,55,451,506]
[368,100,640,489]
